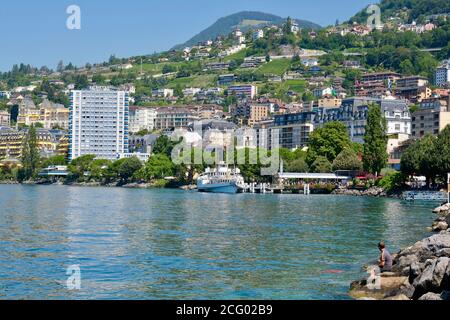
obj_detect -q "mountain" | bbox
[349,0,450,24]
[172,11,321,50]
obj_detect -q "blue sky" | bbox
[0,0,376,71]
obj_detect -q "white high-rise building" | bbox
[129,107,157,133]
[69,87,129,161]
[435,60,450,87]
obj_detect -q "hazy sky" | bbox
[0,0,377,71]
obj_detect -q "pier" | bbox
[240,171,352,195]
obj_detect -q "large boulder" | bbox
[393,254,418,275]
[396,234,450,263]
[433,204,450,214]
[412,257,450,299]
[433,222,449,232]
[349,276,409,300]
[418,292,443,300]
[409,262,425,284]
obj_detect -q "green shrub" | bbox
[377,172,406,192]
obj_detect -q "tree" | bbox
[363,104,388,175]
[74,74,89,90]
[89,159,112,182]
[109,55,120,65]
[174,84,184,98]
[311,156,332,173]
[139,154,174,180]
[135,129,150,136]
[400,59,415,75]
[306,121,352,164]
[68,154,96,181]
[116,157,143,184]
[302,92,314,102]
[283,17,293,35]
[57,60,64,73]
[286,158,309,173]
[162,64,176,74]
[9,105,19,123]
[236,148,271,183]
[400,140,421,177]
[434,125,450,181]
[20,125,40,180]
[40,155,67,168]
[332,148,363,171]
[401,135,438,186]
[92,74,106,85]
[153,135,179,157]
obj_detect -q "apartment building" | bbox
[435,60,450,87]
[152,88,174,98]
[231,103,270,127]
[395,76,430,103]
[253,29,264,41]
[271,112,316,149]
[228,85,258,99]
[69,87,129,161]
[218,74,236,86]
[129,106,157,133]
[0,110,10,126]
[317,97,342,108]
[412,96,450,137]
[361,72,401,83]
[153,108,198,130]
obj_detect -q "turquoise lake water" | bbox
[0,185,439,300]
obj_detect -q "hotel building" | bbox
[69,87,129,161]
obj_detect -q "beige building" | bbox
[154,108,198,130]
[395,76,431,103]
[387,133,410,169]
[16,98,68,129]
[39,99,69,129]
[412,97,450,137]
[0,110,10,126]
[17,98,40,127]
[0,127,68,159]
[317,98,342,108]
[231,103,270,127]
[247,104,269,126]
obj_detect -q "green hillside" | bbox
[350,0,450,24]
[172,11,321,50]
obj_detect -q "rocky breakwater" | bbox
[349,203,450,300]
[332,187,388,197]
[430,203,450,232]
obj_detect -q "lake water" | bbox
[0,185,439,300]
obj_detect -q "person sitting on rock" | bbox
[378,241,393,272]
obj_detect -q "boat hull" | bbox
[197,183,239,194]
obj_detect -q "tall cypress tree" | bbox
[21,125,40,180]
[434,125,450,181]
[363,104,388,175]
[284,17,293,35]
